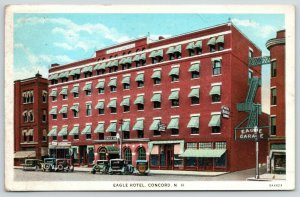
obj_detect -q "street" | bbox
[14,166,267,181]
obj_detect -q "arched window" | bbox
[137,147,146,160]
[124,148,132,164]
[28,111,34,122]
[23,111,28,122]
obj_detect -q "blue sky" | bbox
[13,13,285,112]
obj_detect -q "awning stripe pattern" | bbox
[58,126,68,136]
[47,127,57,136]
[106,122,117,132]
[82,125,92,134]
[49,107,57,115]
[94,123,104,133]
[59,106,68,114]
[167,118,179,129]
[58,71,69,78]
[81,65,93,73]
[216,35,224,44]
[69,126,79,135]
[149,119,160,131]
[95,101,104,109]
[69,69,81,76]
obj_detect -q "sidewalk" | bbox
[247,173,286,181]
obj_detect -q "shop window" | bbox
[174,155,183,167]
[186,157,197,167]
[137,130,144,138]
[214,153,226,167]
[187,143,197,149]
[124,148,132,164]
[199,142,213,149]
[150,155,159,166]
[271,88,277,105]
[271,116,277,135]
[99,149,106,160]
[271,61,277,77]
[137,147,146,160]
[215,142,226,149]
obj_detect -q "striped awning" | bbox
[216,35,224,44]
[81,65,93,73]
[167,118,179,129]
[48,127,57,136]
[151,93,161,102]
[49,73,59,80]
[135,73,144,82]
[59,106,68,114]
[81,125,92,134]
[96,81,105,89]
[59,88,68,95]
[134,95,144,105]
[69,69,80,76]
[189,63,200,72]
[58,71,69,78]
[120,97,130,106]
[133,119,144,131]
[70,104,79,112]
[49,89,57,97]
[58,126,68,136]
[187,116,199,128]
[69,126,79,135]
[207,37,216,46]
[168,90,179,100]
[95,101,104,109]
[208,115,221,127]
[106,122,117,133]
[94,123,104,133]
[169,67,179,76]
[70,86,79,94]
[188,88,199,98]
[120,121,130,132]
[209,85,221,95]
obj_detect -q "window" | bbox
[124,148,132,164]
[73,110,78,117]
[62,112,68,119]
[187,143,197,149]
[191,128,199,134]
[62,94,68,100]
[171,99,179,106]
[137,104,144,111]
[191,97,199,104]
[188,49,195,56]
[42,92,47,103]
[137,147,146,160]
[124,105,130,112]
[217,43,224,51]
[153,130,160,136]
[73,74,80,80]
[23,112,28,122]
[199,142,213,149]
[271,61,277,77]
[153,78,161,85]
[86,134,91,139]
[29,111,34,122]
[84,72,92,78]
[52,114,57,120]
[195,47,202,55]
[52,96,57,101]
[123,131,130,139]
[98,133,104,140]
[191,71,199,79]
[212,60,221,75]
[171,75,179,82]
[209,45,215,52]
[248,69,253,79]
[169,90,179,107]
[171,129,179,135]
[210,85,221,102]
[271,88,277,105]
[271,116,277,135]
[86,103,92,116]
[249,49,254,58]
[52,136,57,141]
[137,81,144,87]
[74,92,79,97]
[98,108,104,115]
[111,107,117,113]
[152,57,157,64]
[85,90,92,96]
[123,83,130,90]
[73,135,79,140]
[153,101,161,109]
[42,110,47,122]
[212,126,220,134]
[63,135,68,140]
[175,52,181,59]
[29,135,33,142]
[110,86,116,92]
[98,88,104,94]
[215,142,226,149]
[212,94,221,102]
[169,53,175,60]
[138,130,144,138]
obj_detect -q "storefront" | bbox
[148,140,184,170]
[70,145,95,166]
[14,150,36,166]
[48,141,71,159]
[269,143,286,174]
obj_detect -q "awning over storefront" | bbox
[96,81,105,89]
[133,119,144,131]
[187,116,199,128]
[81,125,92,134]
[148,140,185,154]
[58,126,68,136]
[81,65,93,73]
[135,73,144,82]
[69,126,79,135]
[94,123,104,133]
[188,88,199,98]
[14,151,36,159]
[106,122,117,132]
[70,86,79,94]
[48,127,57,136]
[189,63,200,72]
[134,95,144,105]
[179,149,226,158]
[105,146,119,154]
[151,70,161,79]
[151,93,161,102]
[70,104,79,112]
[209,85,221,95]
[208,114,221,127]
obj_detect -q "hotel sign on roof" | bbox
[106,43,136,54]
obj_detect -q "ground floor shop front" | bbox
[268,141,286,174]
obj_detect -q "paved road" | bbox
[14,167,266,181]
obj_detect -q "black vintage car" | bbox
[91,160,109,174]
[135,160,150,175]
[108,159,134,175]
[56,159,74,172]
[42,158,56,172]
[22,159,43,171]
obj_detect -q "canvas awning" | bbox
[216,35,224,44]
[149,50,157,58]
[133,119,144,131]
[70,104,79,112]
[187,116,199,128]
[207,37,216,46]
[95,101,104,109]
[49,73,59,80]
[48,127,57,136]
[194,40,202,48]
[151,93,161,102]
[14,151,36,159]
[58,71,69,78]
[120,121,130,132]
[81,125,92,134]
[208,114,221,127]
[151,70,161,79]
[179,149,226,158]
[132,54,140,62]
[58,126,68,136]
[209,85,221,95]
[167,118,179,129]
[94,123,104,133]
[188,88,199,98]
[105,146,119,154]
[174,45,181,53]
[120,97,130,106]
[59,88,68,95]
[186,42,195,50]
[166,46,175,54]
[49,107,57,115]
[69,126,79,135]
[81,65,93,73]
[189,63,200,72]
[59,106,68,114]
[96,81,105,89]
[69,68,80,76]
[134,95,144,105]
[70,86,79,94]
[168,90,179,100]
[107,99,117,108]
[49,89,57,97]
[169,67,179,76]
[139,53,146,61]
[83,83,92,91]
[108,78,117,87]
[149,119,160,131]
[121,76,130,84]
[135,73,144,82]
[106,122,117,132]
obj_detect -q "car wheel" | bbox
[44,164,51,171]
[57,164,64,171]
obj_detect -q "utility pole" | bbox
[118,119,123,159]
[254,125,260,179]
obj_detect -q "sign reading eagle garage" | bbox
[236,128,265,140]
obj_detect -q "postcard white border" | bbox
[4,4,295,191]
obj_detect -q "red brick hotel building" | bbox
[47,22,268,172]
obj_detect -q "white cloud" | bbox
[232,18,277,38]
[54,42,73,50]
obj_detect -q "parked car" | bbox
[134,160,150,175]
[91,160,109,174]
[42,158,56,172]
[56,159,74,172]
[22,159,43,171]
[108,159,134,175]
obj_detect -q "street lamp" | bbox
[253,125,260,179]
[117,119,123,159]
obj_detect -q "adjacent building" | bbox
[14,73,49,165]
[47,22,268,172]
[266,30,286,174]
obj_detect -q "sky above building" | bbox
[13,13,285,113]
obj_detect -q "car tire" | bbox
[57,164,64,171]
[44,164,51,171]
[91,170,96,174]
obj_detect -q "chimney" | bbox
[158,36,165,40]
[51,63,60,67]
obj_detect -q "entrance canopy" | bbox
[179,149,226,158]
[105,146,119,154]
[14,151,36,159]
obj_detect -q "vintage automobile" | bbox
[108,159,134,175]
[55,159,74,172]
[91,160,109,174]
[42,158,56,172]
[22,159,43,171]
[134,160,150,175]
